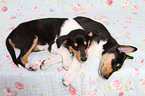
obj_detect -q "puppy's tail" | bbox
[6,37,19,67]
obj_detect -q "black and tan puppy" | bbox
[6,18,93,71]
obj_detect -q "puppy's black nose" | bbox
[81,57,87,61]
[104,74,109,79]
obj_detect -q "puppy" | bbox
[6,18,93,71]
[75,16,137,79]
[42,16,138,86]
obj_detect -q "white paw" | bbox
[40,58,53,70]
[25,63,37,71]
[62,72,75,86]
[63,58,72,71]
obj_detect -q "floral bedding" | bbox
[0,0,145,96]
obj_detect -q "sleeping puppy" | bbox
[42,16,138,86]
[6,18,93,71]
[75,16,137,79]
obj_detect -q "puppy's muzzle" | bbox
[81,56,87,61]
[99,69,111,79]
[80,49,88,62]
[103,74,109,79]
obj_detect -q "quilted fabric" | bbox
[0,0,144,96]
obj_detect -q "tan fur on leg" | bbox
[20,36,38,71]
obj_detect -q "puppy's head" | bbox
[99,45,137,79]
[57,29,93,62]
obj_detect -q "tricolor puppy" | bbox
[75,16,137,79]
[44,16,138,86]
[6,18,93,71]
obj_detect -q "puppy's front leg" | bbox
[62,57,81,86]
[41,43,72,70]
[57,46,72,71]
[40,54,62,70]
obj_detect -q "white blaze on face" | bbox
[69,46,88,62]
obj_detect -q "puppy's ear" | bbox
[117,45,138,53]
[56,35,68,48]
[126,55,134,59]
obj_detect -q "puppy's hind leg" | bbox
[17,36,38,71]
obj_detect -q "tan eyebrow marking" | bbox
[84,41,87,45]
[117,63,120,67]
[74,43,78,47]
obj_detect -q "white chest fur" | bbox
[60,18,83,36]
[88,40,107,59]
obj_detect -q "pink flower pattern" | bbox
[74,3,82,10]
[139,78,145,85]
[1,6,8,12]
[132,5,139,9]
[50,9,54,12]
[57,67,63,72]
[3,87,17,96]
[106,0,113,5]
[71,7,78,12]
[9,16,16,19]
[15,82,24,90]
[2,54,11,61]
[34,6,39,12]
[119,92,124,96]
[132,68,139,76]
[121,1,130,8]
[68,85,77,95]
[111,80,122,91]
[0,0,4,3]
[71,3,82,12]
